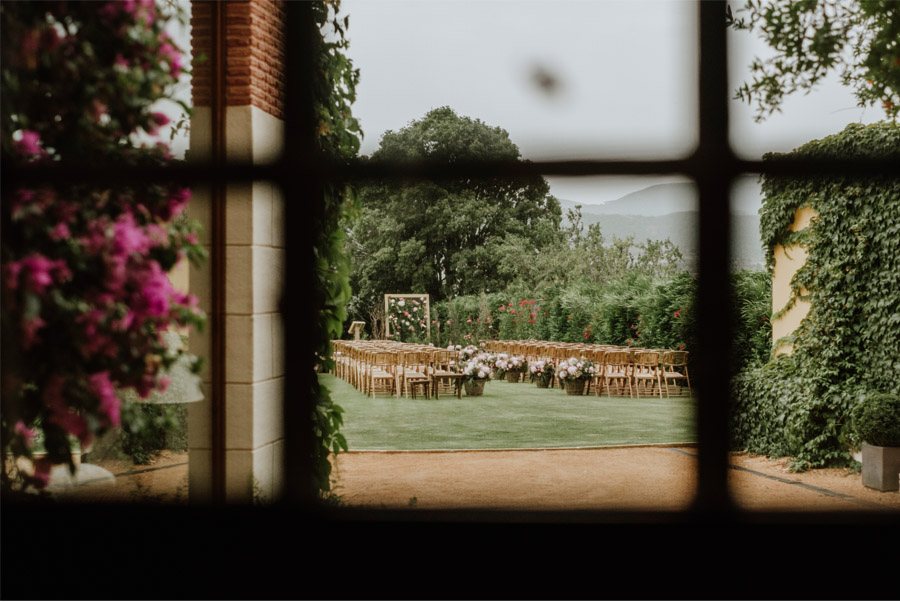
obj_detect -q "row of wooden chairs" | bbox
[332,340,463,398]
[331,339,691,399]
[485,340,691,398]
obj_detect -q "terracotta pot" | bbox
[564,380,586,396]
[464,380,486,397]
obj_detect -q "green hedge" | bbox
[732,121,900,469]
[432,269,771,381]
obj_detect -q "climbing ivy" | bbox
[309,1,360,494]
[732,121,900,470]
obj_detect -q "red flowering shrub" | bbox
[1,2,204,490]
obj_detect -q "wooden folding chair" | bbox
[603,350,633,397]
[633,351,663,399]
[662,350,692,397]
[400,351,431,399]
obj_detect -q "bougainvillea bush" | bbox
[1,1,204,491]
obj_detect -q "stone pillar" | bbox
[188,0,286,503]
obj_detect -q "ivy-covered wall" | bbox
[732,121,900,469]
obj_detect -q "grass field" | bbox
[321,373,696,451]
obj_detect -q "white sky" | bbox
[342,0,888,206]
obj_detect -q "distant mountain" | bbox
[556,183,765,269]
[559,181,763,217]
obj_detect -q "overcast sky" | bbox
[342,0,887,206]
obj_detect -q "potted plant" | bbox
[556,357,597,396]
[461,353,492,397]
[851,392,900,492]
[529,360,555,388]
[500,355,527,383]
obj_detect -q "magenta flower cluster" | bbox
[1,2,204,490]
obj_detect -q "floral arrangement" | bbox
[1,1,204,491]
[386,296,428,342]
[529,359,556,384]
[491,352,526,378]
[456,344,481,362]
[505,355,528,373]
[556,357,597,383]
[461,353,493,383]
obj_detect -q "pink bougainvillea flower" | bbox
[113,212,152,256]
[14,130,43,157]
[674,309,681,318]
[2,261,23,292]
[44,375,91,446]
[20,254,67,295]
[22,316,46,349]
[49,222,71,241]
[166,187,191,219]
[14,421,36,447]
[89,371,121,427]
[158,42,182,77]
[134,262,173,317]
[113,53,129,68]
[150,111,170,127]
[157,375,171,392]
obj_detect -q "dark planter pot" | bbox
[564,380,586,396]
[536,377,550,389]
[464,380,486,397]
[861,442,900,492]
[505,371,522,383]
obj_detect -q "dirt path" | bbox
[58,446,900,512]
[332,446,900,512]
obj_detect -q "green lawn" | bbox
[321,374,696,451]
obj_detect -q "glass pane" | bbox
[0,1,210,504]
[727,11,890,159]
[327,174,699,510]
[345,0,697,160]
[728,171,900,512]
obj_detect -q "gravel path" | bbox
[59,446,900,512]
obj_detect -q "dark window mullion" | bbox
[281,2,320,507]
[692,0,734,514]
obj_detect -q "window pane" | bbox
[345,0,698,160]
[727,14,889,159]
[728,172,900,512]
[328,175,699,510]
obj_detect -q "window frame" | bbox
[5,1,898,523]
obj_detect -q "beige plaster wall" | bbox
[771,205,818,356]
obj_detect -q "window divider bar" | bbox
[693,0,735,515]
[281,1,320,508]
[7,157,897,188]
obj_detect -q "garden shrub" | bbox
[851,392,900,448]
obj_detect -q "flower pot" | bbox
[861,442,900,492]
[505,371,521,383]
[464,380,486,397]
[536,377,550,389]
[564,380,586,396]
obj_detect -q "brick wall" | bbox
[191,0,285,119]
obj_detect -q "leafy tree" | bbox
[729,0,900,121]
[503,205,684,292]
[347,107,562,315]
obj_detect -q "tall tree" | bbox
[729,0,900,121]
[347,107,561,316]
